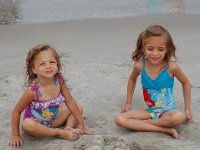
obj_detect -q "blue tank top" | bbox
[141,59,174,90]
[141,59,176,110]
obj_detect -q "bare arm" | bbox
[60,81,94,134]
[121,61,141,113]
[170,62,192,121]
[61,84,84,125]
[9,87,35,147]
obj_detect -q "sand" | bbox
[0,14,200,150]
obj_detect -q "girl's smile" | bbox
[32,49,58,79]
[144,36,167,65]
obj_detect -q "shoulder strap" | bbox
[30,82,40,100]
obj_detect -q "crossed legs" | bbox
[115,108,185,139]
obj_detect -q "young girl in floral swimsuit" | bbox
[9,44,94,148]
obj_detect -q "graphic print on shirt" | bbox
[143,89,155,107]
[31,107,58,122]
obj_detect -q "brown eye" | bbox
[159,48,165,52]
[39,63,45,66]
[147,48,153,51]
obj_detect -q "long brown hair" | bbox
[132,25,176,62]
[25,44,61,85]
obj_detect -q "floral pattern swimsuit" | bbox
[141,59,176,120]
[23,73,65,127]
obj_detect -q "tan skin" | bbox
[9,49,95,148]
[115,36,192,139]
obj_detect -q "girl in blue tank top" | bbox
[115,25,192,139]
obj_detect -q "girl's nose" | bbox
[153,50,158,55]
[46,63,51,68]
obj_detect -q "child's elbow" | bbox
[184,80,191,88]
[12,107,22,116]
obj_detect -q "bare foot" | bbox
[56,128,80,141]
[64,127,82,134]
[167,128,180,139]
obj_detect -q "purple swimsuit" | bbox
[23,73,65,127]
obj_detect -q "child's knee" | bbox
[77,103,83,114]
[172,111,185,125]
[115,114,126,128]
[22,118,36,133]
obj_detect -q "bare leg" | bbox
[65,104,83,129]
[22,118,79,140]
[115,108,179,139]
[51,103,82,128]
[145,110,185,128]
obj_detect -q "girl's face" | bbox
[144,36,167,65]
[32,49,58,79]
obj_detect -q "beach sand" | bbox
[0,14,200,150]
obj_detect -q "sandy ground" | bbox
[0,14,200,150]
